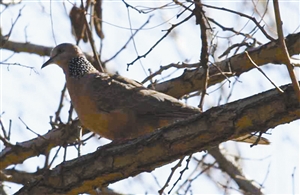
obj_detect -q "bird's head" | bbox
[41,43,84,70]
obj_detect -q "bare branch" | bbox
[153,33,300,98]
[201,2,275,41]
[127,13,194,67]
[193,0,210,110]
[273,0,300,102]
[104,15,152,64]
[14,83,300,194]
[0,120,81,169]
[79,2,104,72]
[245,51,284,93]
[208,147,262,195]
[159,157,184,195]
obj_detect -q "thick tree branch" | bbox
[15,83,299,194]
[152,32,300,98]
[0,169,122,195]
[1,169,43,185]
[0,38,53,57]
[1,33,299,99]
[0,120,81,169]
[0,37,95,63]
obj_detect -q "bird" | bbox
[41,43,269,144]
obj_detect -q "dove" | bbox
[42,43,269,144]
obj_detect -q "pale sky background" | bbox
[0,1,299,194]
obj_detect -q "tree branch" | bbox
[14,83,299,194]
[0,38,95,64]
[152,32,300,98]
[273,0,300,101]
[0,120,81,169]
[1,33,299,99]
[208,147,262,195]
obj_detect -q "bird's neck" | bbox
[68,56,96,79]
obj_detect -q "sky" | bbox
[0,1,299,194]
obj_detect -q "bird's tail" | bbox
[232,134,270,145]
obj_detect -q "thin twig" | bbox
[175,154,208,193]
[121,0,143,14]
[54,83,67,124]
[0,117,8,139]
[194,1,209,110]
[250,131,266,147]
[273,0,300,101]
[158,157,184,195]
[127,13,194,67]
[259,163,271,189]
[50,1,57,45]
[173,0,193,12]
[67,104,74,124]
[207,17,258,45]
[200,2,275,41]
[184,161,217,193]
[0,62,38,74]
[218,42,250,59]
[8,119,11,140]
[104,15,153,64]
[48,146,62,169]
[292,166,296,195]
[210,62,232,83]
[142,62,199,84]
[1,5,25,44]
[0,117,12,143]
[18,117,47,140]
[168,155,193,194]
[245,51,284,93]
[80,1,104,72]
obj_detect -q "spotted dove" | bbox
[42,43,269,144]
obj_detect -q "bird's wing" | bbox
[109,74,144,87]
[89,72,201,118]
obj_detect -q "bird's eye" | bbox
[57,48,64,53]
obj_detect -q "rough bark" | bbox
[0,120,81,169]
[14,83,299,194]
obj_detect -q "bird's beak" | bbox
[41,58,53,69]
[41,53,58,69]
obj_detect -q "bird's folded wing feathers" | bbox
[110,74,144,87]
[90,73,201,118]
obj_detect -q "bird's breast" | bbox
[65,77,134,140]
[65,76,173,140]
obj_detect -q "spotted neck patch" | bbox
[69,57,95,79]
